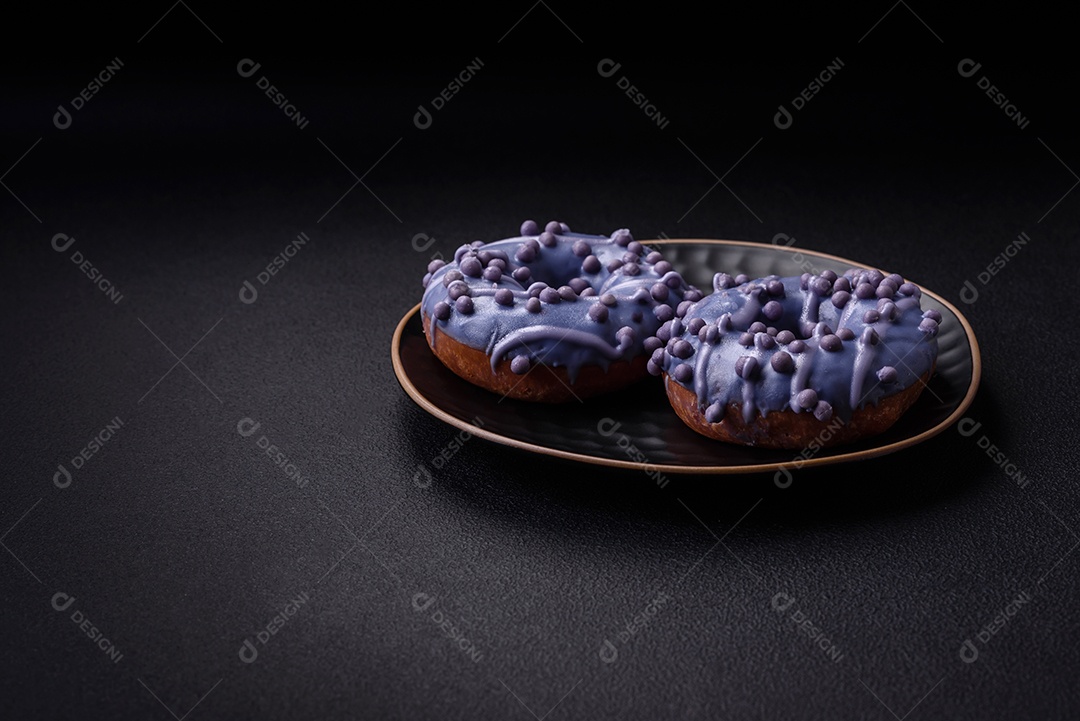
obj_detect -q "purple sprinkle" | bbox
[833,276,851,293]
[611,229,633,247]
[876,281,897,299]
[863,309,880,323]
[622,262,640,276]
[483,266,502,282]
[669,318,683,337]
[687,317,706,335]
[607,258,625,272]
[899,282,919,296]
[831,290,851,308]
[443,269,464,286]
[767,326,779,336]
[433,301,451,320]
[887,273,904,287]
[861,327,878,345]
[788,340,806,353]
[674,364,693,383]
[520,219,539,236]
[524,238,540,251]
[705,403,724,423]
[572,240,591,257]
[477,251,493,265]
[736,356,760,379]
[650,348,665,366]
[627,241,643,255]
[515,245,536,263]
[540,288,561,304]
[771,351,794,373]
[631,288,652,304]
[763,300,783,321]
[580,287,597,297]
[813,401,833,422]
[856,282,876,299]
[800,273,811,290]
[651,283,670,301]
[739,332,755,347]
[655,260,673,275]
[558,285,577,301]
[539,231,557,247]
[811,277,832,296]
[645,251,663,263]
[867,270,885,286]
[654,304,674,322]
[448,281,470,300]
[422,272,432,288]
[460,256,482,278]
[544,220,561,235]
[601,294,617,307]
[877,366,898,383]
[583,255,601,273]
[735,274,749,284]
[880,301,896,321]
[512,266,532,283]
[511,355,531,374]
[820,334,842,352]
[589,304,608,322]
[494,289,514,306]
[767,280,785,297]
[796,388,818,410]
[428,259,446,273]
[664,273,684,289]
[919,318,939,335]
[559,222,571,233]
[776,330,795,344]
[644,336,663,352]
[756,333,776,350]
[647,360,662,376]
[569,278,590,293]
[714,273,735,289]
[924,309,942,323]
[837,327,856,341]
[821,270,838,282]
[676,300,693,318]
[616,326,635,342]
[455,296,473,314]
[703,326,719,344]
[672,340,693,359]
[527,282,547,297]
[685,289,703,302]
[748,321,766,334]
[656,324,671,342]
[526,297,542,313]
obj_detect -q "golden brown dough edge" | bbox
[663,365,935,449]
[423,313,650,403]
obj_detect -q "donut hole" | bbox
[516,244,605,294]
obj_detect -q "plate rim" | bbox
[392,239,982,474]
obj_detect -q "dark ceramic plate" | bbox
[392,240,981,474]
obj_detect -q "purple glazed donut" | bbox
[421,220,700,402]
[650,268,941,448]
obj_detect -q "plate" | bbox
[392,240,981,474]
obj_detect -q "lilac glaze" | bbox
[421,221,698,384]
[648,269,939,424]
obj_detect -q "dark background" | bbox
[4,5,1078,720]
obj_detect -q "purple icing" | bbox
[650,269,940,424]
[422,222,698,384]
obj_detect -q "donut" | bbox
[648,268,941,448]
[420,220,701,402]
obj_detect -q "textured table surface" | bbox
[4,7,1079,720]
